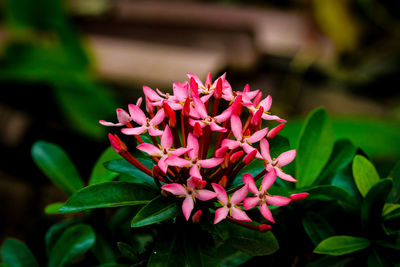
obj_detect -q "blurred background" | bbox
[1,0,400,263]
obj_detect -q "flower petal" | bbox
[137,143,161,156]
[260,203,275,223]
[230,115,243,140]
[214,107,232,123]
[199,158,224,168]
[99,120,123,127]
[143,86,163,101]
[121,126,146,135]
[158,156,168,174]
[209,122,227,132]
[187,133,199,159]
[262,113,286,123]
[128,104,146,125]
[196,189,217,201]
[261,169,276,192]
[150,109,165,125]
[259,95,272,112]
[231,184,248,205]
[162,183,186,196]
[116,108,131,124]
[170,147,191,156]
[182,196,194,221]
[187,73,204,88]
[260,138,272,163]
[221,139,240,150]
[276,150,296,167]
[148,127,163,136]
[243,197,260,210]
[189,165,202,179]
[231,207,252,222]
[161,125,173,149]
[165,155,191,168]
[275,168,297,182]
[246,127,269,143]
[243,173,258,194]
[211,183,228,204]
[214,207,229,224]
[192,96,208,119]
[265,195,291,206]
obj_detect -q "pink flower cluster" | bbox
[101,73,307,231]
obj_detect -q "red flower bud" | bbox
[289,192,309,202]
[192,210,202,223]
[243,149,257,164]
[267,124,285,139]
[108,134,127,153]
[190,77,199,98]
[259,224,271,232]
[215,146,229,158]
[163,102,176,127]
[230,151,244,163]
[193,122,203,137]
[183,98,191,117]
[214,78,222,99]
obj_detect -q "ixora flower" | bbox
[101,72,307,232]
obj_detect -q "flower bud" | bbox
[230,151,244,163]
[163,101,176,127]
[243,149,257,164]
[259,224,271,232]
[183,98,191,117]
[253,92,262,107]
[289,192,309,202]
[251,106,264,126]
[214,78,223,99]
[215,146,229,158]
[192,210,202,223]
[218,176,227,187]
[205,72,212,88]
[193,122,203,137]
[267,124,285,140]
[108,134,127,153]
[190,77,199,98]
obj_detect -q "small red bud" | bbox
[108,134,127,153]
[192,210,202,223]
[253,92,263,107]
[243,149,257,164]
[243,84,250,92]
[214,78,222,99]
[259,224,271,232]
[222,153,229,169]
[215,146,229,158]
[230,151,244,163]
[267,124,285,139]
[193,122,203,137]
[205,72,212,88]
[289,192,309,202]
[218,176,227,187]
[163,102,176,127]
[251,106,264,126]
[232,95,242,115]
[190,77,199,98]
[183,98,191,117]
[244,128,251,137]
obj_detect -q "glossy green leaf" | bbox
[48,224,95,267]
[331,164,360,200]
[353,155,380,197]
[104,159,157,189]
[31,141,83,195]
[390,161,400,202]
[305,185,359,212]
[148,231,185,267]
[45,220,77,255]
[1,239,38,267]
[302,212,335,246]
[89,147,121,185]
[315,139,357,185]
[91,234,116,264]
[296,108,335,188]
[59,182,158,213]
[314,235,370,256]
[44,202,64,214]
[361,179,392,232]
[382,203,400,217]
[228,159,264,190]
[117,242,138,262]
[216,244,252,267]
[131,196,179,228]
[227,224,279,256]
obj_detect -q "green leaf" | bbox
[104,159,157,189]
[31,141,83,195]
[89,147,121,185]
[48,224,95,267]
[302,212,335,246]
[352,155,381,197]
[228,159,264,190]
[382,203,400,217]
[148,231,185,267]
[131,195,179,228]
[1,239,39,267]
[305,185,359,212]
[375,232,400,250]
[44,202,64,214]
[45,220,78,255]
[390,161,400,202]
[91,234,117,264]
[215,244,252,267]
[117,242,138,262]
[60,182,158,213]
[314,235,370,256]
[184,231,217,267]
[296,108,335,188]
[227,224,279,256]
[315,139,357,185]
[307,255,353,267]
[361,178,392,233]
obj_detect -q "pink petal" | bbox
[243,197,260,210]
[200,94,213,103]
[243,173,258,194]
[187,133,199,159]
[275,168,297,182]
[259,95,272,112]
[148,127,163,136]
[150,109,165,125]
[262,113,286,123]
[265,195,291,206]
[99,120,123,127]
[230,115,243,140]
[261,169,277,192]
[162,183,186,196]
[173,82,189,102]
[243,144,262,159]
[231,207,252,222]
[214,107,232,123]
[170,147,191,156]
[260,139,272,163]
[277,150,296,167]
[210,122,227,132]
[186,73,204,88]
[247,127,269,143]
[161,125,173,149]
[199,158,224,168]
[186,177,198,190]
[214,207,229,224]
[116,108,131,124]
[143,86,163,101]
[189,165,202,179]
[128,104,146,125]
[165,156,191,168]
[193,97,208,119]
[215,146,229,158]
[205,72,212,87]
[137,143,161,156]
[211,183,228,204]
[158,157,168,174]
[182,196,194,221]
[196,189,217,201]
[221,139,240,150]
[260,203,275,223]
[121,126,146,135]
[231,184,248,205]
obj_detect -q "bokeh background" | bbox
[1,0,400,264]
